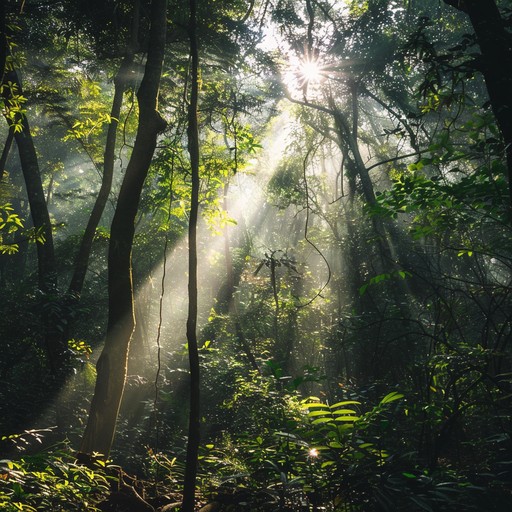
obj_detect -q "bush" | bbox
[0,432,112,511]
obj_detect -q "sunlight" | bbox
[297,58,323,87]
[29,108,332,453]
[283,52,328,100]
[308,447,319,458]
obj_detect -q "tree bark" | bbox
[80,0,167,457]
[181,0,201,508]
[444,0,512,208]
[1,72,56,294]
[1,15,62,369]
[68,56,135,298]
[69,1,140,298]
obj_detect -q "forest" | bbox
[1,0,512,510]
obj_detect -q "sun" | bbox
[290,54,328,97]
[298,58,323,85]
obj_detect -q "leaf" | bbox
[331,409,358,415]
[334,416,359,422]
[312,417,335,425]
[330,401,361,408]
[380,392,404,404]
[301,402,329,409]
[308,410,332,417]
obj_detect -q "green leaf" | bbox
[331,409,358,415]
[330,401,361,408]
[312,417,335,425]
[301,402,330,409]
[334,416,359,422]
[308,410,332,417]
[380,392,404,404]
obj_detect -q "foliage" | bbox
[0,203,24,254]
[196,382,493,510]
[0,435,111,511]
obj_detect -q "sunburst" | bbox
[297,58,324,86]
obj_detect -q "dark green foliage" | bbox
[0,434,111,511]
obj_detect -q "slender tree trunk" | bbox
[80,0,167,457]
[1,11,55,294]
[68,57,134,297]
[0,0,6,83]
[181,0,201,508]
[69,1,140,298]
[330,101,376,207]
[1,40,62,370]
[0,130,14,174]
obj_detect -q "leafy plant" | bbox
[0,439,112,511]
[0,204,24,255]
[200,389,407,510]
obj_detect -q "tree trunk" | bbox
[1,72,56,294]
[0,0,6,82]
[68,56,135,298]
[181,0,201,508]
[444,0,512,207]
[69,0,140,298]
[1,18,62,369]
[80,0,167,457]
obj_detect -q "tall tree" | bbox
[181,0,200,507]
[81,0,167,457]
[0,8,55,295]
[0,5,62,369]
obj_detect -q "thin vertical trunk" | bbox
[181,0,200,508]
[1,7,63,371]
[0,130,14,174]
[1,10,55,294]
[69,1,140,298]
[0,0,6,83]
[80,0,167,457]
[68,56,135,297]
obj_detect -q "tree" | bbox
[1,4,62,369]
[68,3,140,299]
[80,0,168,457]
[444,0,512,208]
[181,0,200,507]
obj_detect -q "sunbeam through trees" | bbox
[1,1,512,511]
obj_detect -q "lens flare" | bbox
[299,59,322,85]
